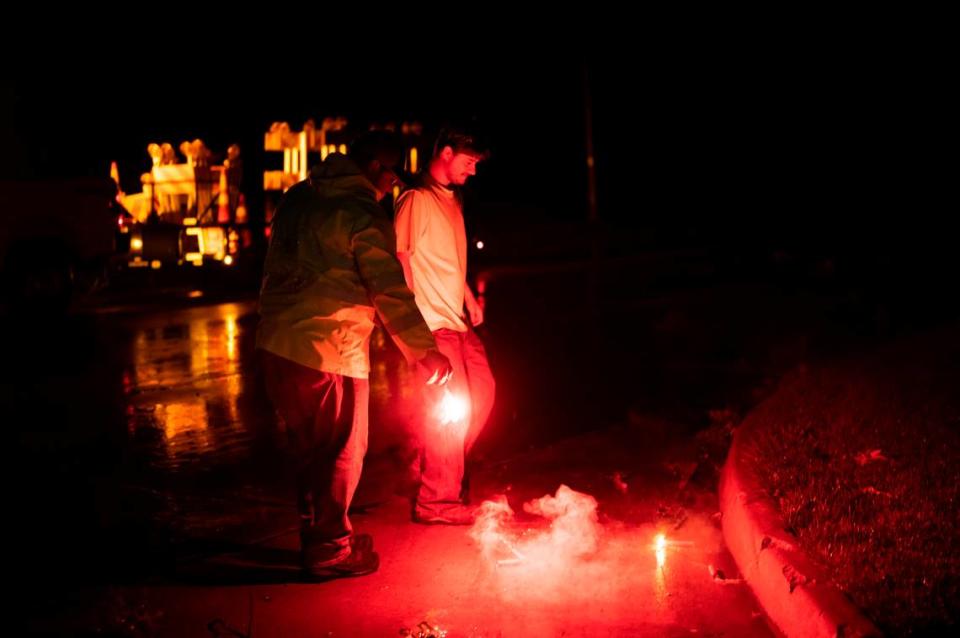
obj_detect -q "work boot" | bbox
[413,504,476,526]
[301,533,378,581]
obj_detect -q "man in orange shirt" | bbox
[395,127,495,525]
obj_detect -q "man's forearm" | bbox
[464,282,477,306]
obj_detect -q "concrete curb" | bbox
[719,420,882,638]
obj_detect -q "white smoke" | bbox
[470,484,601,569]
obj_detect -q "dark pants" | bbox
[260,350,369,566]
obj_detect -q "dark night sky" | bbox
[3,62,584,216]
[3,48,952,251]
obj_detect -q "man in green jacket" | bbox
[257,131,452,581]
